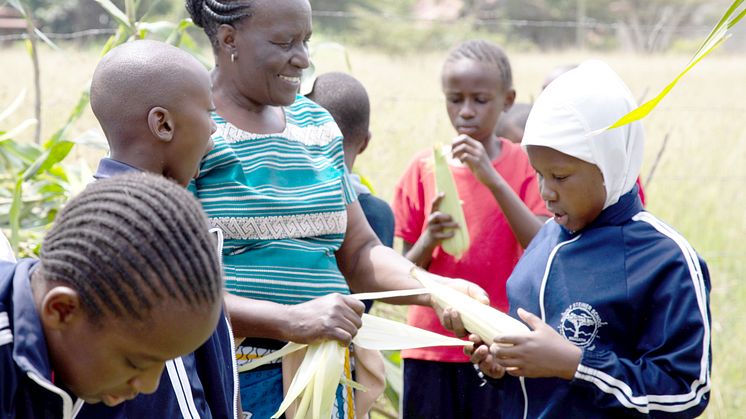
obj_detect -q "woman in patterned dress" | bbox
[185,0,487,417]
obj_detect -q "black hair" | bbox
[306,72,370,147]
[444,39,513,89]
[186,0,253,49]
[37,173,223,323]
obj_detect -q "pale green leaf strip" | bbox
[605,35,729,131]
[273,343,327,418]
[0,89,27,123]
[313,342,346,419]
[433,144,469,259]
[351,288,429,301]
[237,342,306,373]
[6,0,24,15]
[339,376,368,392]
[413,268,530,343]
[0,119,37,142]
[692,0,743,59]
[353,313,468,350]
[599,0,745,133]
[94,0,131,29]
[9,177,23,250]
[33,28,59,51]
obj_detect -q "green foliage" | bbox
[0,0,206,257]
[23,0,177,33]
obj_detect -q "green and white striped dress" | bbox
[193,95,357,307]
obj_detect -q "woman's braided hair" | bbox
[186,0,253,49]
[444,39,513,89]
[37,173,223,323]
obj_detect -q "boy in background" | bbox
[495,102,532,144]
[307,72,395,249]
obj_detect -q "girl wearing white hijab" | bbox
[466,60,711,418]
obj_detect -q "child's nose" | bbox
[459,103,475,119]
[540,183,558,202]
[129,363,166,395]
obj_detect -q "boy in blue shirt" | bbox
[77,40,238,419]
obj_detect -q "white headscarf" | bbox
[522,60,644,209]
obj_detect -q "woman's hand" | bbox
[284,293,365,345]
[491,308,582,380]
[466,334,506,379]
[451,134,501,187]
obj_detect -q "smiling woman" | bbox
[184,0,492,417]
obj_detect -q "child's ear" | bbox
[147,106,174,143]
[503,89,517,112]
[217,24,238,61]
[39,286,84,331]
[358,131,372,155]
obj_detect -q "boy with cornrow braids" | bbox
[74,40,240,419]
[0,173,225,419]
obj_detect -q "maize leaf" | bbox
[412,268,529,343]
[273,341,345,419]
[238,341,306,373]
[351,288,430,301]
[353,313,467,350]
[594,0,746,134]
[433,144,469,259]
[312,342,346,419]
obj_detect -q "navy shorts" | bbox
[402,359,502,419]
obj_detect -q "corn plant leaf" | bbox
[339,376,367,392]
[33,28,58,51]
[9,178,22,248]
[165,18,194,45]
[272,342,339,419]
[596,0,746,133]
[412,268,529,343]
[353,313,467,350]
[94,0,132,30]
[312,342,346,419]
[0,119,37,142]
[125,0,137,24]
[137,21,176,39]
[0,89,26,124]
[433,144,469,259]
[238,341,306,373]
[351,288,430,301]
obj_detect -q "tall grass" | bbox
[1,43,743,417]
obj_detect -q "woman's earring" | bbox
[231,52,237,63]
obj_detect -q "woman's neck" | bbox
[212,71,286,134]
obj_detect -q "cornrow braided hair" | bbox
[445,39,513,89]
[186,0,253,48]
[37,173,223,323]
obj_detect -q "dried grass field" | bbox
[1,42,745,417]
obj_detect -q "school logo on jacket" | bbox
[559,302,606,350]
